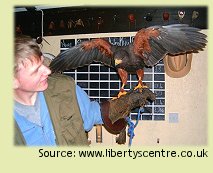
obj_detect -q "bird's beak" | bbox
[115,59,122,66]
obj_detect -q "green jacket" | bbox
[15,74,89,146]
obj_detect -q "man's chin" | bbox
[39,82,49,91]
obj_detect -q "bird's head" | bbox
[114,50,128,67]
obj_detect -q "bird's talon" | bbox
[111,96,118,100]
[138,88,143,93]
[112,91,127,100]
[134,83,143,90]
[134,83,148,93]
[117,91,127,98]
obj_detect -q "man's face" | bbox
[14,56,51,92]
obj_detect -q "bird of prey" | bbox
[50,24,207,98]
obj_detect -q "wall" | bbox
[41,30,208,146]
[15,6,208,37]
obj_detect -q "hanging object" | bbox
[145,12,152,22]
[15,24,22,35]
[74,18,84,28]
[67,18,75,30]
[128,13,136,31]
[84,17,94,32]
[36,36,50,48]
[144,10,157,22]
[74,18,85,33]
[113,13,119,25]
[59,19,66,29]
[48,21,55,30]
[178,10,185,23]
[163,11,170,21]
[86,17,94,28]
[128,13,135,23]
[97,16,104,31]
[58,19,66,34]
[113,14,118,22]
[192,10,199,21]
[163,53,193,78]
[47,21,56,35]
[191,10,199,26]
[112,13,120,31]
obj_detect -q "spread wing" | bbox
[50,39,115,72]
[133,24,207,67]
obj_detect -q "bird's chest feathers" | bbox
[116,58,144,73]
[114,47,145,73]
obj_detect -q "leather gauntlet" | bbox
[100,88,156,135]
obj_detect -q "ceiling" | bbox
[15,6,73,12]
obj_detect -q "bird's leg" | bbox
[111,83,127,100]
[112,68,128,100]
[134,69,148,92]
[117,83,127,98]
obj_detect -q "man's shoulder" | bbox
[47,73,75,91]
[48,73,74,82]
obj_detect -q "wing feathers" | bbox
[50,24,207,71]
[50,39,114,72]
[143,39,167,66]
[135,24,207,67]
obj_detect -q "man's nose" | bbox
[43,65,52,75]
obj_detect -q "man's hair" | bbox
[14,35,42,73]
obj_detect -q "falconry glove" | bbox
[100,88,156,144]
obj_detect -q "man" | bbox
[14,35,155,146]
